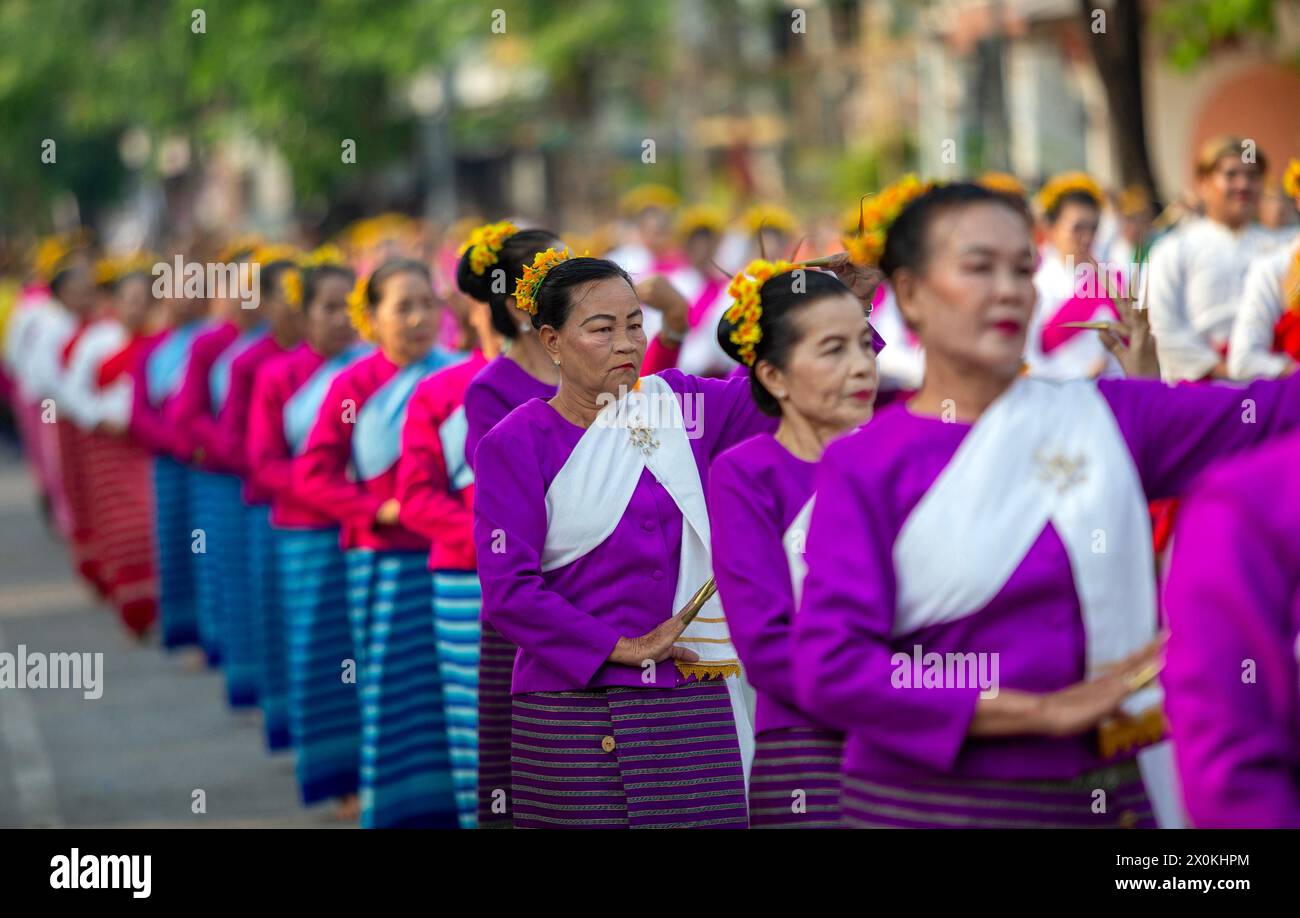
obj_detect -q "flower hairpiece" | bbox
[282,267,303,310]
[619,184,679,216]
[978,171,1026,198]
[251,243,302,266]
[302,244,347,268]
[677,205,726,239]
[93,252,157,287]
[1283,159,1300,200]
[31,233,89,283]
[843,174,933,266]
[741,203,799,237]
[723,259,797,367]
[514,247,571,316]
[347,276,373,341]
[1036,171,1105,215]
[459,220,517,276]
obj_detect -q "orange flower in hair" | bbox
[282,268,303,310]
[346,276,373,341]
[1283,159,1300,200]
[978,171,1026,198]
[1036,171,1104,215]
[724,259,797,367]
[843,174,932,266]
[459,220,517,276]
[514,247,571,316]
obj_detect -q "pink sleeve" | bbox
[128,352,179,456]
[165,344,220,462]
[641,335,681,375]
[292,375,384,525]
[246,365,294,499]
[396,382,473,555]
[211,360,256,473]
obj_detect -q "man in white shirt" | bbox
[1147,136,1286,381]
[1228,159,1300,380]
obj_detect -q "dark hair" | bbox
[456,228,562,340]
[50,263,87,300]
[302,263,355,310]
[259,259,299,301]
[531,257,634,331]
[114,270,153,295]
[1044,189,1102,224]
[366,258,431,307]
[881,182,1030,277]
[716,270,861,416]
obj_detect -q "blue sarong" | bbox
[432,569,482,829]
[152,456,199,648]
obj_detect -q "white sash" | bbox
[891,378,1183,826]
[541,374,754,780]
[782,497,815,609]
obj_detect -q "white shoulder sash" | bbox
[892,378,1159,714]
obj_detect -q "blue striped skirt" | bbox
[279,527,360,805]
[358,551,458,828]
[344,549,375,671]
[248,505,290,750]
[188,469,227,667]
[432,569,482,829]
[152,456,199,649]
[216,479,257,708]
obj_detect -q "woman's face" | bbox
[370,269,438,364]
[757,293,879,434]
[542,276,647,398]
[306,274,357,357]
[894,201,1037,382]
[114,276,152,330]
[1047,200,1100,262]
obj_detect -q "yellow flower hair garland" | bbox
[302,244,347,268]
[282,268,303,310]
[1036,171,1105,215]
[514,247,572,316]
[1283,159,1300,200]
[619,184,679,216]
[742,203,798,237]
[677,205,726,240]
[459,220,517,276]
[723,259,797,367]
[978,171,1026,198]
[93,252,157,287]
[347,276,373,341]
[843,174,933,267]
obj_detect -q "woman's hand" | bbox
[823,252,885,310]
[607,614,700,667]
[374,498,401,526]
[1099,286,1161,380]
[635,274,689,342]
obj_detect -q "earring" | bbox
[553,360,561,367]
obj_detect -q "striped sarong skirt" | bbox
[431,569,482,829]
[83,434,157,636]
[188,468,225,665]
[344,549,375,671]
[840,760,1157,829]
[510,680,750,829]
[279,526,360,804]
[56,421,102,591]
[152,456,199,648]
[748,727,845,828]
[247,504,290,750]
[358,550,457,829]
[210,475,257,707]
[476,621,516,828]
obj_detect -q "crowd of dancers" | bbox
[3,133,1299,829]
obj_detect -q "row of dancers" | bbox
[3,141,1299,828]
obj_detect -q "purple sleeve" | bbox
[793,438,980,772]
[472,422,624,687]
[709,453,800,711]
[1163,470,1300,828]
[1101,374,1300,498]
[463,380,501,474]
[663,369,776,462]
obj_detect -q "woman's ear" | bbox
[538,325,561,364]
[754,359,786,402]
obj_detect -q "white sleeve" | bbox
[1146,234,1221,382]
[1227,253,1291,380]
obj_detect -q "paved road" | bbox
[0,444,350,828]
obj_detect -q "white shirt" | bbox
[13,299,78,402]
[1227,238,1300,380]
[1025,252,1121,381]
[1146,217,1288,381]
[871,285,925,391]
[61,319,133,429]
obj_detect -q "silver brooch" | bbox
[1034,449,1088,494]
[628,421,661,456]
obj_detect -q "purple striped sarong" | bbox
[476,621,516,828]
[841,760,1156,829]
[510,680,749,829]
[748,727,844,828]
